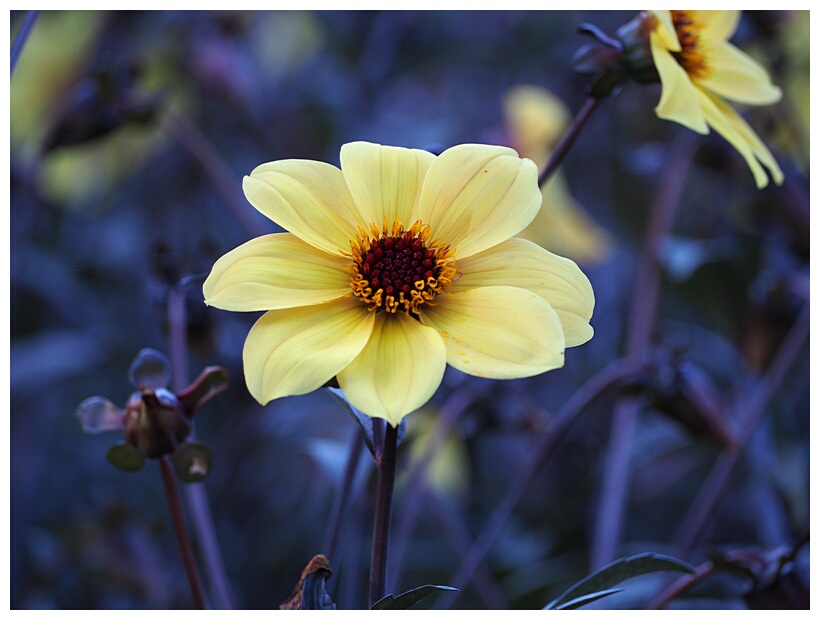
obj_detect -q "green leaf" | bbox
[106,442,145,472]
[172,442,212,483]
[544,553,695,610]
[371,585,458,610]
[552,588,624,610]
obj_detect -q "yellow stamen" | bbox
[671,10,708,79]
[347,220,457,315]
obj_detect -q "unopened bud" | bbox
[617,12,660,84]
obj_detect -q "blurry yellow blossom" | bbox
[504,86,611,265]
[647,10,783,188]
[204,142,594,426]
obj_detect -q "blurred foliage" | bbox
[10,10,809,610]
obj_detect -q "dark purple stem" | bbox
[674,306,809,559]
[538,96,602,187]
[324,430,365,563]
[590,133,697,570]
[162,112,267,238]
[369,422,399,607]
[167,285,236,609]
[159,456,208,609]
[437,357,648,609]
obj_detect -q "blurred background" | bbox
[9,10,809,610]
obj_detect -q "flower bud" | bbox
[616,12,660,84]
[123,387,191,459]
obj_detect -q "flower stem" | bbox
[437,358,648,609]
[590,133,696,571]
[369,422,399,608]
[159,456,208,609]
[162,112,268,238]
[674,306,809,558]
[324,429,365,563]
[167,284,236,609]
[537,96,602,188]
[11,10,39,77]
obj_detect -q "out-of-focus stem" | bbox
[11,11,39,77]
[423,489,509,609]
[438,357,648,609]
[590,134,696,570]
[167,285,236,609]
[159,456,208,610]
[162,112,267,238]
[324,430,365,563]
[369,422,399,607]
[388,391,474,593]
[648,561,716,610]
[538,96,602,188]
[674,306,809,558]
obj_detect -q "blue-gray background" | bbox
[10,10,809,609]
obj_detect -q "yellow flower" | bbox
[647,10,783,188]
[203,142,594,426]
[504,86,611,265]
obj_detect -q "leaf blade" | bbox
[545,553,695,610]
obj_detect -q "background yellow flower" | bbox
[504,85,611,265]
[648,10,783,188]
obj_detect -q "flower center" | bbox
[671,10,707,79]
[347,220,457,314]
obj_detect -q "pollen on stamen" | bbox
[671,11,708,78]
[346,220,457,315]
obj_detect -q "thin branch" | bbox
[388,390,475,592]
[324,429,366,563]
[423,489,509,609]
[11,11,39,77]
[162,112,268,239]
[590,133,697,570]
[167,285,236,609]
[538,96,602,187]
[437,357,648,609]
[674,306,810,559]
[648,561,716,610]
[159,457,208,609]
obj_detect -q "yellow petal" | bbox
[419,144,541,259]
[243,159,365,256]
[517,173,611,265]
[649,10,681,52]
[503,85,571,163]
[420,286,566,379]
[697,89,784,188]
[337,312,446,427]
[697,42,782,105]
[695,10,740,42]
[651,34,709,134]
[242,297,375,405]
[203,233,351,311]
[340,141,436,228]
[449,239,594,347]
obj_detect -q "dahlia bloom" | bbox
[203,142,594,426]
[648,10,783,188]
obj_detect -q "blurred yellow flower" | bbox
[647,10,783,188]
[504,86,611,265]
[204,142,594,426]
